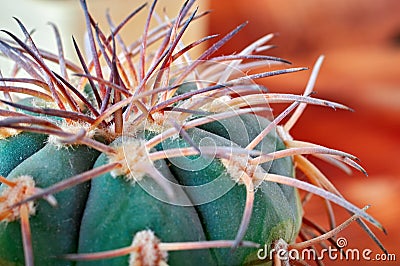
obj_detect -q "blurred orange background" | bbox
[208,0,400,265]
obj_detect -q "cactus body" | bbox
[77,139,215,266]
[0,116,301,266]
[156,126,301,265]
[0,132,47,177]
[0,0,384,265]
[0,144,99,265]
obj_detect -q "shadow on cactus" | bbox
[0,0,387,265]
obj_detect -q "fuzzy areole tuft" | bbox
[0,127,20,140]
[108,139,153,181]
[129,230,168,266]
[47,120,97,148]
[0,175,36,222]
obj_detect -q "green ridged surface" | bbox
[0,112,302,266]
[157,127,301,265]
[0,132,47,177]
[198,114,302,226]
[0,144,100,266]
[77,138,215,266]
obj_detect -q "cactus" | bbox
[0,1,386,265]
